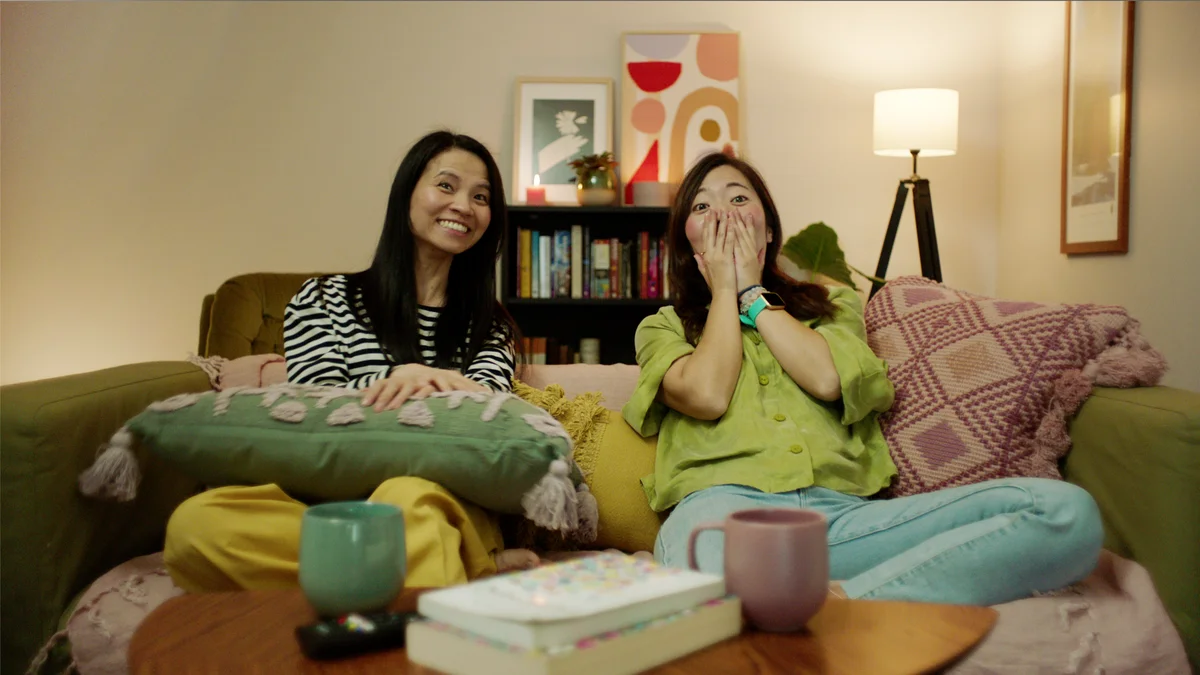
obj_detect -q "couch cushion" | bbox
[519,364,640,411]
[203,273,320,359]
[864,276,1165,498]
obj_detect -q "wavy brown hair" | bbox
[667,152,837,343]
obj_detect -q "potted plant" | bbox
[568,152,619,206]
[779,222,884,291]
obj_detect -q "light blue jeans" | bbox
[655,478,1105,606]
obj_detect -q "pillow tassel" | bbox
[572,483,599,543]
[521,459,578,533]
[77,427,141,502]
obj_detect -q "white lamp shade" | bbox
[873,88,959,157]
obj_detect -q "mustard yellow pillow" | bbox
[585,409,663,552]
[514,382,663,553]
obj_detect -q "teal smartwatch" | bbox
[740,291,785,328]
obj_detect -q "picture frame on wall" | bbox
[512,77,613,205]
[620,30,744,205]
[1061,0,1135,255]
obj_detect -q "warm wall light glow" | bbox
[1109,93,1122,157]
[874,88,959,157]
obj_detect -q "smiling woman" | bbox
[161,130,544,597]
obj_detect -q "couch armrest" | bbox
[1064,385,1200,670]
[0,362,211,671]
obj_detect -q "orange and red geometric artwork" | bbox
[620,31,743,205]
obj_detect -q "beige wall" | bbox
[998,2,1200,391]
[4,1,1002,384]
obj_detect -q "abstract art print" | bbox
[512,77,613,204]
[620,31,743,205]
[1061,1,1135,255]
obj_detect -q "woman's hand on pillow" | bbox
[362,364,489,411]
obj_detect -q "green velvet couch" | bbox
[3,272,1198,673]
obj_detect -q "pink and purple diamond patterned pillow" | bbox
[864,276,1165,498]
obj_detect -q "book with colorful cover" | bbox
[518,228,533,298]
[407,595,742,675]
[554,229,571,298]
[415,552,725,650]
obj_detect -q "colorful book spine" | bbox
[609,238,619,299]
[582,226,592,299]
[593,240,611,299]
[660,235,670,299]
[554,230,571,298]
[530,232,540,299]
[570,225,583,299]
[519,229,532,298]
[539,234,552,299]
[649,238,660,299]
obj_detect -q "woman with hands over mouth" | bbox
[164,131,539,597]
[623,152,1103,607]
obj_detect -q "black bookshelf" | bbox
[502,205,671,365]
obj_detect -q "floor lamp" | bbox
[869,88,959,299]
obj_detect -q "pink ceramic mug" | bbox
[687,508,830,632]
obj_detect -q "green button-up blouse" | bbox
[621,287,897,512]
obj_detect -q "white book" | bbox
[407,596,742,675]
[415,552,725,650]
[539,240,551,299]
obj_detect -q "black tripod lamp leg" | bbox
[871,181,910,299]
[911,179,942,282]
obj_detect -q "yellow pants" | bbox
[163,477,502,592]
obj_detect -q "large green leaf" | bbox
[780,221,859,290]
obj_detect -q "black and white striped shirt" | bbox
[283,275,515,392]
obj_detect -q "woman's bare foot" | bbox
[495,548,541,572]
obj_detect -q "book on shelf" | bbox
[538,235,551,299]
[518,229,532,299]
[592,239,611,299]
[513,227,669,301]
[522,337,588,365]
[406,595,741,675]
[570,225,583,299]
[414,552,726,651]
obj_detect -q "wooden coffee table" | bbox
[129,588,997,674]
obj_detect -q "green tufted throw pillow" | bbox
[77,384,596,540]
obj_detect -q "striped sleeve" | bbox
[463,320,517,393]
[283,276,392,390]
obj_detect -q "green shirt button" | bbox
[790,444,804,454]
[774,413,787,422]
[759,375,770,385]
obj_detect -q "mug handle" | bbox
[686,522,726,571]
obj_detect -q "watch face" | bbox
[760,292,785,308]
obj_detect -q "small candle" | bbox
[526,173,547,205]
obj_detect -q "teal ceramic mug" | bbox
[298,501,407,617]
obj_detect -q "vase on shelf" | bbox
[576,167,618,206]
[570,152,619,207]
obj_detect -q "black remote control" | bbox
[295,610,421,660]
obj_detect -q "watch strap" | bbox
[746,295,771,327]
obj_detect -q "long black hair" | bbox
[346,130,520,370]
[667,152,837,344]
